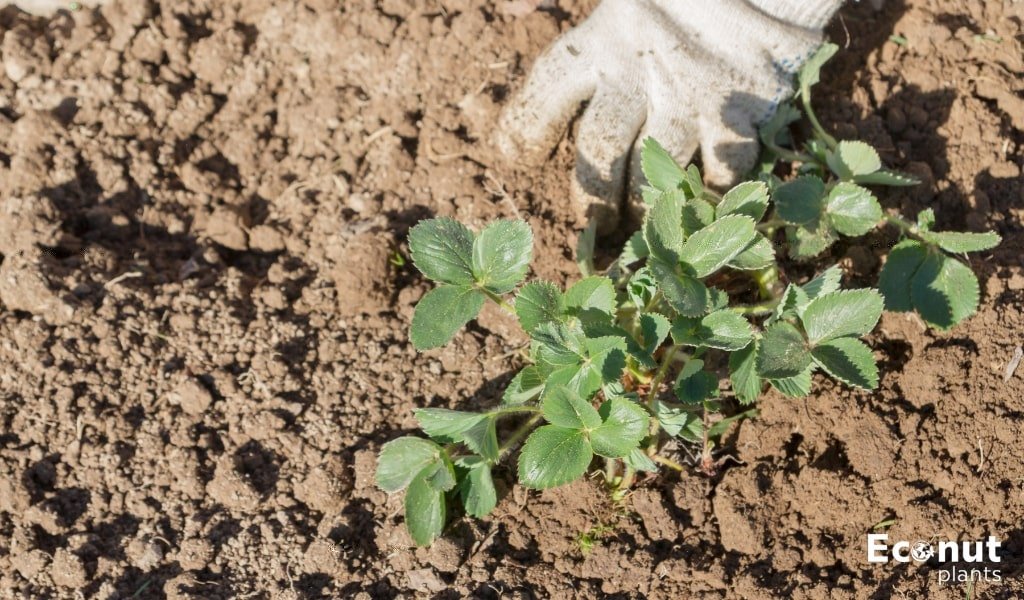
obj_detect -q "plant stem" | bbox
[645,346,680,409]
[802,97,838,149]
[767,144,815,164]
[643,290,664,314]
[652,454,684,472]
[605,458,619,485]
[755,218,787,233]
[494,405,540,416]
[730,297,781,316]
[498,414,542,459]
[885,213,915,234]
[480,288,516,315]
[753,265,780,300]
[615,466,636,495]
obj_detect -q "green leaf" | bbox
[652,399,702,440]
[774,176,825,225]
[878,240,927,311]
[472,219,533,293]
[800,289,884,344]
[411,285,486,350]
[577,221,597,277]
[671,310,753,351]
[641,137,687,191]
[639,312,670,354]
[377,437,444,492]
[718,181,769,221]
[812,337,878,390]
[920,231,1001,254]
[826,182,882,236]
[756,322,811,379]
[518,426,593,489]
[582,336,628,386]
[405,471,446,546]
[678,215,757,278]
[827,141,881,179]
[787,218,838,260]
[669,315,702,346]
[415,409,485,443]
[546,355,621,402]
[674,359,719,404]
[534,324,627,399]
[622,448,659,473]
[564,276,616,316]
[910,253,980,330]
[619,230,649,265]
[798,42,838,100]
[769,283,809,325]
[515,281,564,333]
[767,267,840,325]
[461,418,500,462]
[503,366,545,406]
[729,341,762,405]
[772,267,844,322]
[459,461,497,518]
[641,185,661,206]
[708,287,730,311]
[802,265,843,301]
[408,217,475,285]
[728,235,776,270]
[651,260,708,317]
[684,164,705,199]
[769,367,814,397]
[627,267,657,309]
[533,322,587,367]
[681,198,716,236]
[590,397,650,458]
[628,312,670,368]
[854,169,919,187]
[420,455,457,492]
[644,192,685,264]
[917,208,936,232]
[542,386,601,430]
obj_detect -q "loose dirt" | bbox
[0,0,1022,598]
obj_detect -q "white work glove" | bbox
[497,0,846,233]
[4,0,107,16]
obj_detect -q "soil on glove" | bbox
[1,0,1023,598]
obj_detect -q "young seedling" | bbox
[377,44,1001,546]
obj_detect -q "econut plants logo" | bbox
[867,534,1003,585]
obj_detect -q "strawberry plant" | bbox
[377,44,1001,546]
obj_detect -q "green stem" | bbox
[645,346,680,410]
[885,213,915,234]
[493,405,540,417]
[643,290,664,314]
[498,414,542,459]
[802,97,838,149]
[652,454,684,472]
[731,297,781,316]
[754,265,780,300]
[756,218,787,233]
[605,458,619,485]
[767,143,816,164]
[614,466,636,497]
[480,287,516,315]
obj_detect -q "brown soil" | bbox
[0,0,1022,598]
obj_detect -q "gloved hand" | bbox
[497,0,846,233]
